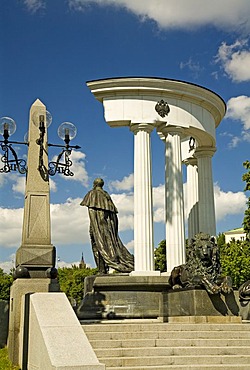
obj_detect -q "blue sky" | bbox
[1,0,250,272]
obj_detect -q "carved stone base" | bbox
[15,244,56,278]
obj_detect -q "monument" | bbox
[86,77,226,274]
[15,100,55,278]
[77,77,247,322]
[7,100,60,365]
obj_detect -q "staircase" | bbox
[81,320,250,370]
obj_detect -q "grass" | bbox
[0,347,19,370]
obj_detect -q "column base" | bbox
[130,271,161,276]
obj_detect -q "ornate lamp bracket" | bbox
[0,117,27,174]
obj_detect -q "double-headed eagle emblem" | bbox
[155,99,170,118]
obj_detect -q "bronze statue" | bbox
[80,178,134,274]
[169,232,233,295]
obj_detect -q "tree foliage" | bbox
[219,239,250,288]
[0,269,13,301]
[242,160,250,239]
[154,240,167,272]
[57,266,97,304]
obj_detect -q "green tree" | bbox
[154,240,167,272]
[219,239,250,288]
[242,160,250,240]
[57,266,97,304]
[0,269,13,301]
[217,232,225,249]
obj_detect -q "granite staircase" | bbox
[82,320,250,370]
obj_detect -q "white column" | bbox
[158,126,186,273]
[184,157,199,239]
[195,147,216,236]
[130,123,155,273]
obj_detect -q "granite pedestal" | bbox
[77,275,250,322]
[77,274,170,320]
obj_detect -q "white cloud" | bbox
[214,183,247,220]
[224,95,250,147]
[0,254,15,273]
[179,58,203,78]
[23,0,46,13]
[12,177,25,194]
[11,174,57,194]
[109,173,134,191]
[153,184,165,223]
[216,39,250,82]
[125,239,134,252]
[54,150,89,187]
[0,208,23,248]
[226,96,250,130]
[68,0,250,32]
[111,192,134,231]
[51,197,89,245]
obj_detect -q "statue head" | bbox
[93,178,104,189]
[187,232,220,273]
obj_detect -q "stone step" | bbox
[94,346,250,357]
[82,321,250,369]
[85,329,250,340]
[99,354,250,367]
[89,338,250,348]
[106,366,250,370]
[82,322,250,332]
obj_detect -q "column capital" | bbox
[130,123,154,134]
[195,146,216,158]
[156,123,184,138]
[183,156,198,167]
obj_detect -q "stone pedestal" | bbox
[77,275,170,320]
[8,279,59,366]
[160,289,244,322]
[78,276,249,323]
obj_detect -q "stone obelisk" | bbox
[15,99,55,278]
[8,99,59,366]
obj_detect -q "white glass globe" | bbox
[32,110,52,128]
[0,116,16,136]
[57,122,77,140]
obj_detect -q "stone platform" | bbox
[77,274,250,321]
[77,274,170,319]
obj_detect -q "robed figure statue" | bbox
[80,178,134,274]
